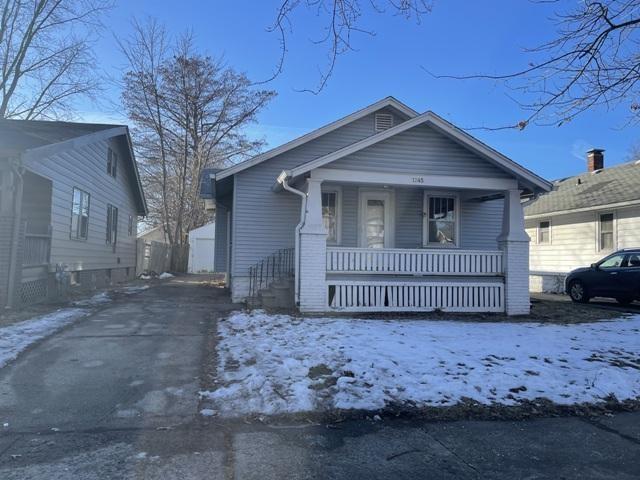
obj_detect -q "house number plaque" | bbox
[411,176,425,184]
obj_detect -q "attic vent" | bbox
[375,113,394,132]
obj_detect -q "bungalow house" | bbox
[0,119,147,308]
[200,97,551,315]
[525,149,640,292]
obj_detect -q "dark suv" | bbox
[566,249,640,304]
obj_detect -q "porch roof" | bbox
[276,111,552,194]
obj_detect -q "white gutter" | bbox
[277,170,306,305]
[525,198,640,219]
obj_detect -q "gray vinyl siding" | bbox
[214,202,229,273]
[340,185,358,246]
[22,136,139,271]
[527,205,640,273]
[460,199,504,250]
[395,188,424,248]
[232,110,394,278]
[326,123,511,178]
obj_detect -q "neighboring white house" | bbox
[525,149,640,292]
[0,119,147,307]
[200,97,551,315]
[188,222,215,273]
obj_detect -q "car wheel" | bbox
[616,296,634,305]
[568,280,589,303]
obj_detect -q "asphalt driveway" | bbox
[0,277,639,479]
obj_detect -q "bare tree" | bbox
[628,141,640,161]
[120,20,275,248]
[268,0,432,93]
[432,1,640,130]
[0,0,112,119]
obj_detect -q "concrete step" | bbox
[257,284,295,310]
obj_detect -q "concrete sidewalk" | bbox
[0,277,638,479]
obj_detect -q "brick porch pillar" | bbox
[498,189,530,315]
[298,178,327,312]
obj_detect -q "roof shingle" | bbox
[524,161,640,217]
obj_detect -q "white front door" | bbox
[359,189,394,248]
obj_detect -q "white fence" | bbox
[326,247,503,275]
[328,280,504,312]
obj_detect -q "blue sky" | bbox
[84,0,637,181]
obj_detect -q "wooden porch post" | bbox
[498,189,530,315]
[299,177,327,312]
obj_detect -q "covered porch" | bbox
[278,167,529,315]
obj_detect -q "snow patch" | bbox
[72,292,110,307]
[0,309,88,368]
[201,311,640,416]
[158,272,174,279]
[118,285,150,294]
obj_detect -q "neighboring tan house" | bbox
[138,225,171,244]
[200,97,551,315]
[0,119,147,307]
[525,149,640,293]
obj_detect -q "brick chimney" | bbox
[587,149,604,172]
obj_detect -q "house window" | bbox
[128,215,134,236]
[424,195,457,246]
[322,189,341,244]
[599,213,614,250]
[538,221,550,244]
[107,148,118,178]
[106,204,118,248]
[70,187,90,240]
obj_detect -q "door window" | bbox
[366,199,385,249]
[359,190,393,248]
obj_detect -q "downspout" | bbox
[7,157,24,308]
[278,172,307,305]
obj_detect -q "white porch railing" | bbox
[326,247,503,276]
[328,280,504,312]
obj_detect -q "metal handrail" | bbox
[247,247,295,306]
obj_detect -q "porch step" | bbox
[255,280,295,310]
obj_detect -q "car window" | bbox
[626,254,640,268]
[599,254,625,269]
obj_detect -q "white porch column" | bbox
[299,178,327,312]
[498,189,530,315]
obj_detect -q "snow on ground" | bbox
[201,311,640,416]
[158,272,174,279]
[72,292,111,307]
[0,309,88,368]
[118,285,150,294]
